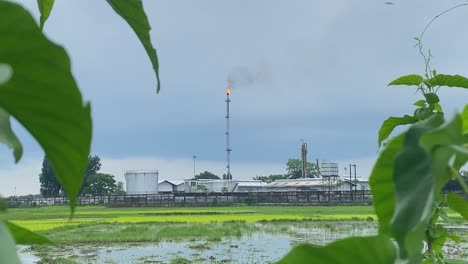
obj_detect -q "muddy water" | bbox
[18,222,467,264]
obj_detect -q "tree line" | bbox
[39,155,125,197]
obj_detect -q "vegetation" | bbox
[0,1,159,262]
[82,173,122,195]
[193,171,220,180]
[39,155,102,197]
[279,6,468,264]
[286,159,319,179]
[1,1,467,263]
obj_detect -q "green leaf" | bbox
[0,221,20,264]
[0,2,92,212]
[424,93,439,104]
[4,221,51,245]
[388,74,423,86]
[414,107,431,120]
[429,74,468,88]
[391,114,444,259]
[432,103,442,112]
[277,236,396,264]
[421,114,464,193]
[446,233,461,243]
[378,115,417,147]
[413,100,426,107]
[428,224,445,239]
[278,236,396,264]
[432,229,447,255]
[37,0,55,30]
[370,133,404,235]
[105,0,160,92]
[447,193,468,220]
[462,104,468,133]
[0,108,22,162]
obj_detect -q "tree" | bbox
[197,184,209,193]
[39,155,102,196]
[193,171,220,180]
[39,157,62,197]
[286,159,319,179]
[115,181,126,195]
[82,173,117,195]
[80,155,102,194]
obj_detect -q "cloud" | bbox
[0,158,42,197]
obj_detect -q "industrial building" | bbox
[124,170,159,194]
[158,180,184,193]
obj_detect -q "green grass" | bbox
[3,205,377,231]
[2,205,462,243]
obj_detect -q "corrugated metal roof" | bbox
[158,180,184,186]
[237,182,268,187]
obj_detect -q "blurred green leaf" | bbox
[424,93,439,104]
[106,0,160,92]
[0,1,92,212]
[447,193,468,220]
[37,0,55,30]
[414,107,431,120]
[277,236,396,264]
[370,133,404,235]
[0,221,20,264]
[462,104,468,133]
[388,74,423,86]
[413,100,426,107]
[432,103,442,112]
[5,221,51,245]
[378,115,416,147]
[391,114,444,259]
[421,114,465,192]
[0,108,22,162]
[446,233,461,243]
[429,74,468,88]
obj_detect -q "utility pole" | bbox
[193,154,197,179]
[300,139,307,178]
[349,164,352,201]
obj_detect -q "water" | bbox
[18,222,467,263]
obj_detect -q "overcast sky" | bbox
[1,0,468,196]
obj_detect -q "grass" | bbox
[8,205,465,263]
[3,205,378,231]
[2,205,463,243]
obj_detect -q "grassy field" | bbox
[2,205,462,242]
[5,205,382,232]
[5,205,466,263]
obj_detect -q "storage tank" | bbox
[124,170,159,194]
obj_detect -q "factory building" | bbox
[158,180,184,193]
[124,170,159,194]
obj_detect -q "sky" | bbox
[1,0,468,196]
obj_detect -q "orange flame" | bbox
[226,88,231,94]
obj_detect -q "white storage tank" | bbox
[125,170,159,194]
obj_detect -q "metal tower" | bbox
[225,88,232,180]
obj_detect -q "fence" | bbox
[7,190,372,207]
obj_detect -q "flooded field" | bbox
[17,222,467,264]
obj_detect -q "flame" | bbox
[226,88,231,94]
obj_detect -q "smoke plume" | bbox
[226,63,270,88]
